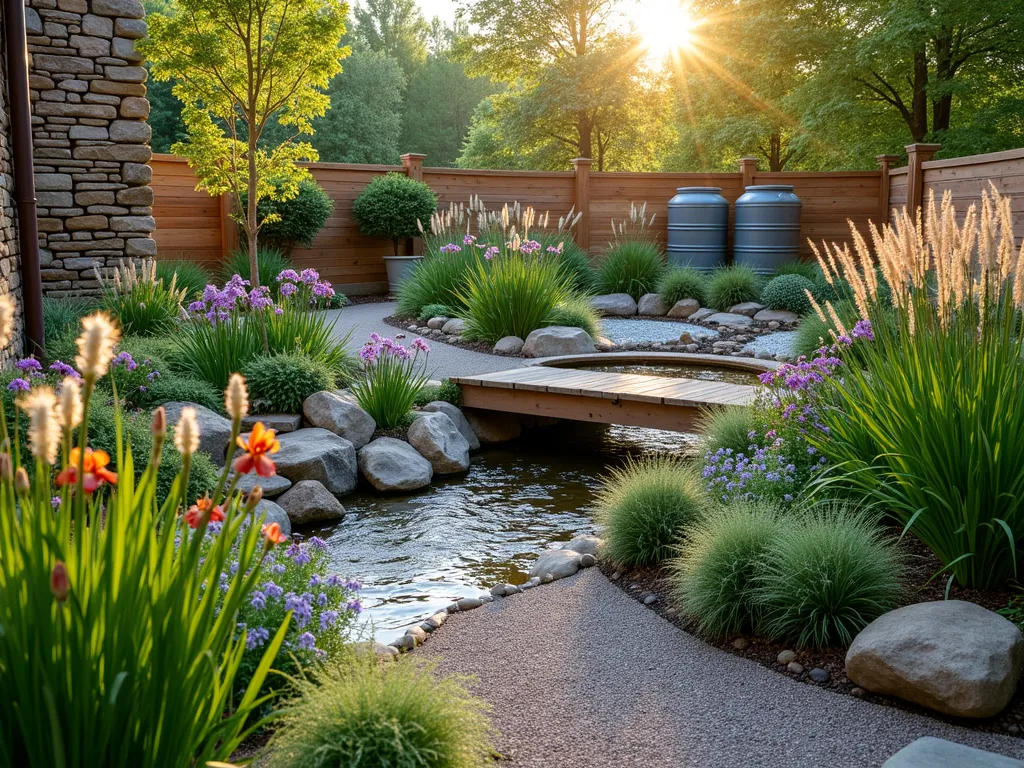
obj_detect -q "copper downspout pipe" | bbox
[4,0,45,358]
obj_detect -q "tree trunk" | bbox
[932,32,954,132]
[247,133,260,287]
[910,47,930,141]
[577,111,592,161]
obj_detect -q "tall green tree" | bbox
[351,0,428,76]
[141,0,349,286]
[311,50,407,163]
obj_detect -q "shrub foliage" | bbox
[352,173,438,255]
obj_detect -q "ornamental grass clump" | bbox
[98,258,186,336]
[396,245,479,318]
[659,265,708,307]
[351,334,432,428]
[754,505,903,648]
[706,265,761,310]
[595,455,705,567]
[155,258,213,300]
[593,241,666,300]
[809,187,1024,590]
[546,293,602,339]
[267,658,495,768]
[672,502,784,637]
[698,406,755,457]
[0,306,295,767]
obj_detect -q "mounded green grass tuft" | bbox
[547,294,602,339]
[761,274,816,315]
[672,502,785,637]
[553,240,596,295]
[156,259,214,300]
[396,249,478,318]
[593,241,666,301]
[706,266,762,310]
[266,658,495,768]
[595,455,705,568]
[418,303,453,323]
[755,504,903,648]
[698,406,756,457]
[658,266,708,307]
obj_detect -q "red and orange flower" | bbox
[55,447,118,493]
[184,494,225,529]
[262,522,285,546]
[232,422,279,478]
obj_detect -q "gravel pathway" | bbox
[602,318,719,344]
[743,330,800,358]
[324,302,526,380]
[421,568,1024,768]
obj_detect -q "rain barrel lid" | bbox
[743,185,795,191]
[674,186,723,193]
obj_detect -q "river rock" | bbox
[463,409,521,444]
[846,600,1024,718]
[704,312,753,327]
[426,316,449,330]
[242,413,302,434]
[232,472,292,498]
[590,293,638,316]
[494,335,525,355]
[272,428,358,496]
[637,293,667,316]
[529,548,582,581]
[562,535,603,558]
[522,326,596,357]
[302,390,376,449]
[882,737,1024,768]
[729,301,766,317]
[667,298,700,318]
[358,437,433,491]
[250,499,292,538]
[441,318,466,335]
[407,412,470,474]
[422,401,480,450]
[276,480,346,525]
[163,402,232,464]
[753,308,800,324]
[689,307,717,322]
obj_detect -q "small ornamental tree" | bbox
[352,173,437,255]
[140,0,349,287]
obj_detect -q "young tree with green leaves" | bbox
[140,0,349,286]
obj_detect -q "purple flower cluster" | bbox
[759,352,844,391]
[440,243,462,254]
[359,332,429,367]
[518,239,541,254]
[16,358,43,378]
[49,360,79,379]
[483,246,499,260]
[703,445,798,503]
[276,267,334,303]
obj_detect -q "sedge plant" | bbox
[97,259,187,336]
[0,304,294,766]
[350,334,432,429]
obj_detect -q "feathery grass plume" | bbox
[174,406,200,456]
[225,373,249,423]
[57,377,83,432]
[0,293,16,350]
[75,312,120,382]
[20,387,60,465]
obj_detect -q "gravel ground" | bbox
[324,302,527,380]
[602,318,719,344]
[743,330,800,358]
[420,568,1024,768]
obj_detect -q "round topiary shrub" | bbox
[243,351,335,414]
[353,173,438,256]
[595,455,705,568]
[266,658,495,768]
[593,241,666,300]
[672,502,784,637]
[256,179,335,254]
[761,274,816,315]
[706,266,762,310]
[659,266,708,307]
[754,505,904,648]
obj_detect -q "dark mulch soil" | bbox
[383,315,516,357]
[600,533,1024,738]
[344,293,393,305]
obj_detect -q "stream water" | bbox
[308,423,701,644]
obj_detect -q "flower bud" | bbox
[0,453,12,482]
[50,560,70,603]
[151,406,166,440]
[225,373,249,424]
[14,467,30,494]
[173,407,200,457]
[246,485,263,511]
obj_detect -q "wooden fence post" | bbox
[905,143,941,221]
[875,154,900,225]
[219,192,238,256]
[571,157,592,250]
[739,157,758,189]
[401,152,427,255]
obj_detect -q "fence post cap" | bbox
[875,154,900,163]
[904,143,941,155]
[400,152,427,161]
[571,157,593,167]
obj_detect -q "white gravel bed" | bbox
[601,318,719,345]
[743,330,799,358]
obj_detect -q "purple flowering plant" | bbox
[350,333,432,428]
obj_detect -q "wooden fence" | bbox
[150,144,1024,295]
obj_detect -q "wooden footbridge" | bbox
[451,357,763,433]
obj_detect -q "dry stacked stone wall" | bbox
[0,13,27,361]
[26,0,156,298]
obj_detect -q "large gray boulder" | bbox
[463,409,521,444]
[590,293,638,316]
[637,293,667,316]
[753,308,800,324]
[704,312,753,327]
[271,428,358,497]
[529,548,582,581]
[494,335,525,355]
[422,401,480,450]
[358,437,433,492]
[689,307,717,322]
[242,413,302,434]
[882,737,1024,768]
[441,318,466,335]
[667,298,700,318]
[164,402,232,464]
[232,472,292,498]
[846,600,1024,718]
[407,412,470,474]
[250,499,292,538]
[302,390,376,449]
[561,535,603,558]
[522,326,596,358]
[277,479,346,525]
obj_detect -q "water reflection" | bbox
[310,423,701,644]
[563,363,760,385]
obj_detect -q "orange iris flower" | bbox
[262,522,285,546]
[56,447,118,493]
[232,422,280,478]
[184,494,225,529]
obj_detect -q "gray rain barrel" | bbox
[734,185,802,274]
[667,187,728,271]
